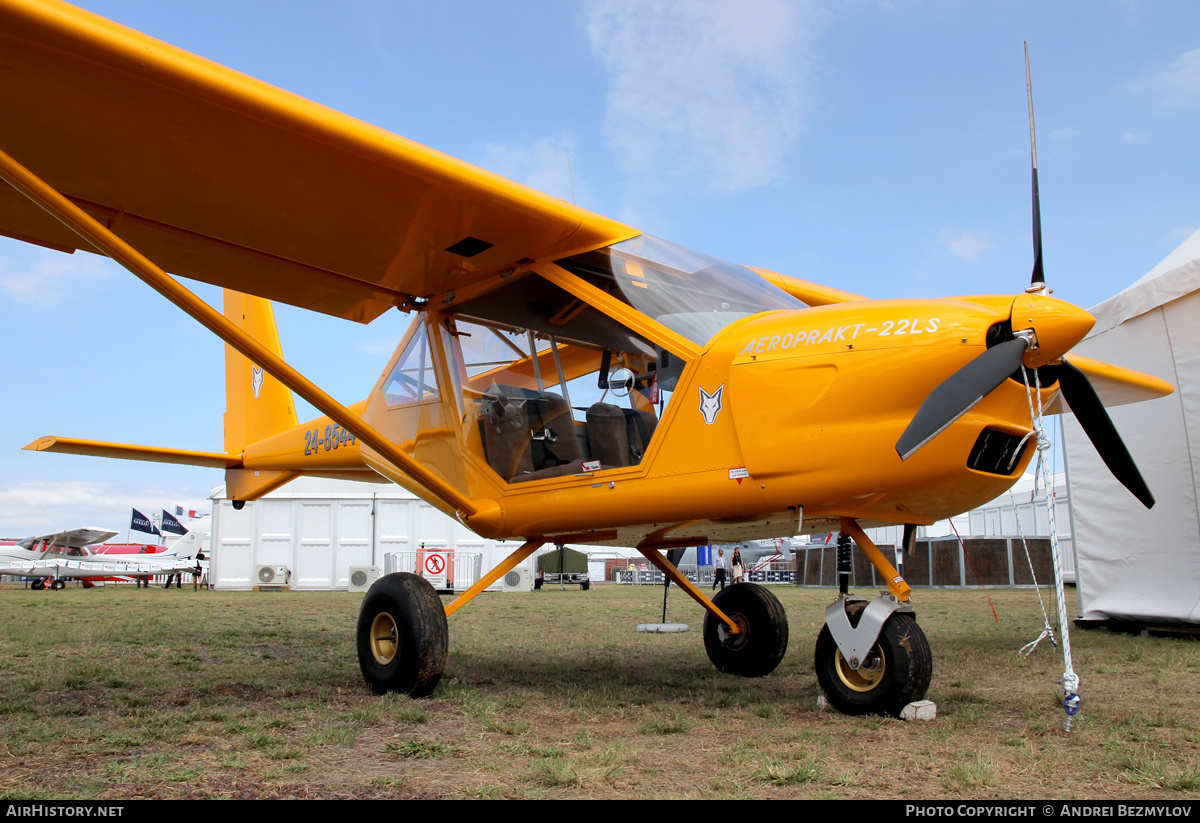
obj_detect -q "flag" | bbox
[161,509,188,536]
[176,506,209,519]
[130,509,160,536]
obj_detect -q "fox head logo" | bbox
[699,385,724,425]
[251,365,265,400]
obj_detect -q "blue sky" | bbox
[1,0,1197,536]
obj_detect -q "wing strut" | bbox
[0,146,478,518]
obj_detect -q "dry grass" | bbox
[0,582,1197,799]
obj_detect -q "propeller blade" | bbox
[1054,360,1155,508]
[896,337,1030,461]
[1025,44,1046,291]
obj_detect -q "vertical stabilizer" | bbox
[223,289,298,454]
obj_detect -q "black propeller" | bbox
[1043,360,1155,508]
[894,43,1155,509]
[896,336,1030,461]
[1026,42,1045,292]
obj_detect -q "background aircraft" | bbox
[0,0,1183,716]
[0,528,207,589]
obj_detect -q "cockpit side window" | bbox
[446,272,688,484]
[383,323,438,407]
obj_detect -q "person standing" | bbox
[731,546,744,584]
[192,550,206,591]
[713,548,728,590]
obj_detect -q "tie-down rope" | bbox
[1014,365,1081,731]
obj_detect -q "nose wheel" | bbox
[815,612,931,716]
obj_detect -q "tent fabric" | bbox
[536,547,589,575]
[1064,227,1200,624]
[1088,228,1200,335]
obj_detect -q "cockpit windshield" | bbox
[556,234,805,345]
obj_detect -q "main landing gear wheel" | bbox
[815,612,932,717]
[30,580,45,591]
[356,572,448,698]
[51,579,66,590]
[703,583,788,677]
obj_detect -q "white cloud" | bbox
[481,136,581,204]
[1126,47,1200,107]
[940,229,992,262]
[587,0,818,194]
[0,253,109,304]
[1123,131,1147,143]
[0,481,211,538]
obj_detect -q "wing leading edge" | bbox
[0,0,636,322]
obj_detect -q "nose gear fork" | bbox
[826,519,914,671]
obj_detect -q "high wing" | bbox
[1043,354,1174,414]
[0,0,635,323]
[17,527,118,550]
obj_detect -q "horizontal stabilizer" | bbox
[24,436,240,469]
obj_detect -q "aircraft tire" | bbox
[31,579,45,591]
[356,572,448,698]
[703,583,789,677]
[814,612,932,717]
[51,579,66,590]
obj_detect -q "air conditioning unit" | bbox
[502,567,533,592]
[348,566,381,592]
[255,564,290,589]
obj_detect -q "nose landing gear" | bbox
[816,609,931,717]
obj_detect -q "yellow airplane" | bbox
[0,0,1173,716]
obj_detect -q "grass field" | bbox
[0,581,1197,799]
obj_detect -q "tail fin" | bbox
[163,530,206,559]
[223,290,300,501]
[223,289,298,453]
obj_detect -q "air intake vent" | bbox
[967,428,1028,475]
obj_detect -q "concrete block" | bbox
[900,700,937,721]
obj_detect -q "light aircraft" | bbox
[0,528,207,589]
[0,0,1174,715]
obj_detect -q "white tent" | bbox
[1063,227,1200,624]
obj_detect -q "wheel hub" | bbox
[716,612,749,650]
[834,647,885,692]
[369,612,399,665]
